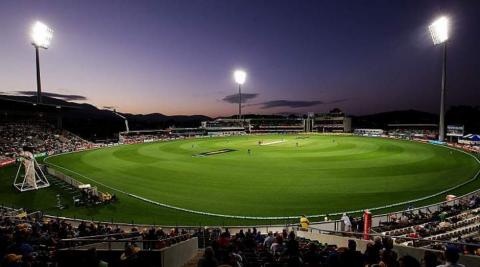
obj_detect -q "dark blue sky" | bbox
[0,0,478,116]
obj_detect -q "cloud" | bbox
[222,93,259,104]
[328,98,349,104]
[15,91,87,101]
[254,98,348,109]
[259,100,323,109]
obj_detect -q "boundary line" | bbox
[43,138,480,220]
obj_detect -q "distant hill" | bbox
[351,108,480,133]
[1,94,478,139]
[445,105,480,133]
[352,109,438,129]
[0,95,210,140]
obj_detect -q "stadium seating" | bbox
[119,132,170,144]
[192,227,474,267]
[0,207,194,266]
[0,122,91,160]
[2,120,480,265]
[387,129,438,140]
[373,195,480,255]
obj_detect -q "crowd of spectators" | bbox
[387,129,438,140]
[0,122,91,161]
[448,143,480,153]
[0,205,478,266]
[203,120,246,129]
[0,207,128,266]
[119,133,169,144]
[0,207,192,266]
[249,120,304,134]
[374,195,480,256]
[195,227,470,267]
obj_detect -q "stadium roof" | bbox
[0,96,80,112]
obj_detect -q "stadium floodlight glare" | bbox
[429,17,449,45]
[428,16,449,141]
[233,70,247,120]
[31,21,53,104]
[234,70,247,85]
[31,21,53,49]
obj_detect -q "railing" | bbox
[301,226,480,254]
[58,233,192,251]
[295,228,480,266]
[309,187,480,231]
[46,167,85,189]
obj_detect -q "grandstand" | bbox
[1,73,480,267]
[387,123,438,140]
[169,127,206,137]
[1,204,479,266]
[1,122,480,266]
[201,119,246,136]
[312,109,352,133]
[1,112,480,265]
[248,118,305,133]
[373,193,480,249]
[0,122,91,162]
[119,129,170,144]
[353,128,385,137]
[113,110,357,141]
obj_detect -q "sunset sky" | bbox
[0,0,479,117]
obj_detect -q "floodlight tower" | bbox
[233,70,247,120]
[31,21,53,104]
[104,107,130,133]
[429,16,449,141]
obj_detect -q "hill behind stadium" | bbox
[2,94,479,141]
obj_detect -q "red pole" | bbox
[363,210,372,240]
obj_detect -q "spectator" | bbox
[263,231,274,248]
[437,246,465,267]
[339,239,363,267]
[398,255,420,267]
[270,235,284,255]
[197,247,219,267]
[423,251,440,267]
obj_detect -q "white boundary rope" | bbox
[43,137,480,220]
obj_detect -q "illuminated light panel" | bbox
[32,21,53,49]
[429,16,449,45]
[233,70,247,85]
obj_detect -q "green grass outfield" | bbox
[1,135,479,225]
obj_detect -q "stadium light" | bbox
[429,16,449,45]
[234,70,246,85]
[32,21,53,49]
[233,70,247,120]
[31,21,53,104]
[429,16,449,141]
